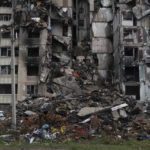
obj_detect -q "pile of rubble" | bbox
[15,86,150,143]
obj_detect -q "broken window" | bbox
[15,47,19,57]
[124,47,138,60]
[1,47,11,56]
[0,66,11,75]
[123,28,138,43]
[0,0,12,7]
[0,65,18,75]
[0,84,11,94]
[1,32,11,38]
[27,65,39,76]
[94,0,101,11]
[125,47,134,56]
[0,84,17,94]
[28,30,40,38]
[125,85,140,100]
[0,47,19,57]
[0,14,11,21]
[28,47,39,57]
[123,12,133,20]
[27,85,38,95]
[124,66,139,82]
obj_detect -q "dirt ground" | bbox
[0,148,66,150]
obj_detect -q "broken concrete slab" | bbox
[112,110,120,121]
[93,8,113,22]
[133,5,150,20]
[101,0,112,7]
[52,76,82,97]
[77,106,110,117]
[119,109,128,118]
[111,103,128,111]
[24,111,37,116]
[92,22,111,38]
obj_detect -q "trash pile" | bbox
[16,87,150,143]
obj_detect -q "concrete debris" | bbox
[1,0,150,144]
[111,103,128,111]
[77,106,110,117]
[119,109,128,118]
[24,111,37,116]
[112,110,120,121]
[0,86,149,143]
[12,87,150,142]
[101,0,112,7]
[132,5,150,20]
[52,75,82,97]
[0,111,5,121]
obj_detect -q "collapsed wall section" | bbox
[90,0,113,82]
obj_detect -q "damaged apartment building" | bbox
[113,0,150,102]
[0,0,150,108]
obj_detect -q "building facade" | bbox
[113,0,150,101]
[0,0,150,108]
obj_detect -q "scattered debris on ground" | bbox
[1,84,150,144]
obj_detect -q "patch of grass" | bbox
[0,136,149,150]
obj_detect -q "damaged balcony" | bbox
[23,30,40,45]
[25,47,40,65]
[0,8,12,26]
[123,27,143,44]
[124,66,139,82]
[122,11,137,26]
[125,84,140,100]
[122,46,139,66]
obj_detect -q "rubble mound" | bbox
[16,87,150,142]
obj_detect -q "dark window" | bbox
[27,85,38,95]
[124,47,134,56]
[1,48,7,56]
[123,12,133,20]
[27,65,39,76]
[125,86,140,100]
[28,31,40,38]
[1,32,11,38]
[15,47,19,56]
[0,84,17,94]
[125,67,139,82]
[0,84,11,94]
[0,47,19,57]
[123,28,138,42]
[124,47,138,61]
[1,47,11,56]
[63,24,68,36]
[0,14,11,21]
[28,47,39,57]
[0,1,12,7]
[79,8,84,13]
[0,66,11,75]
[0,65,18,75]
[15,65,18,74]
[79,20,84,27]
